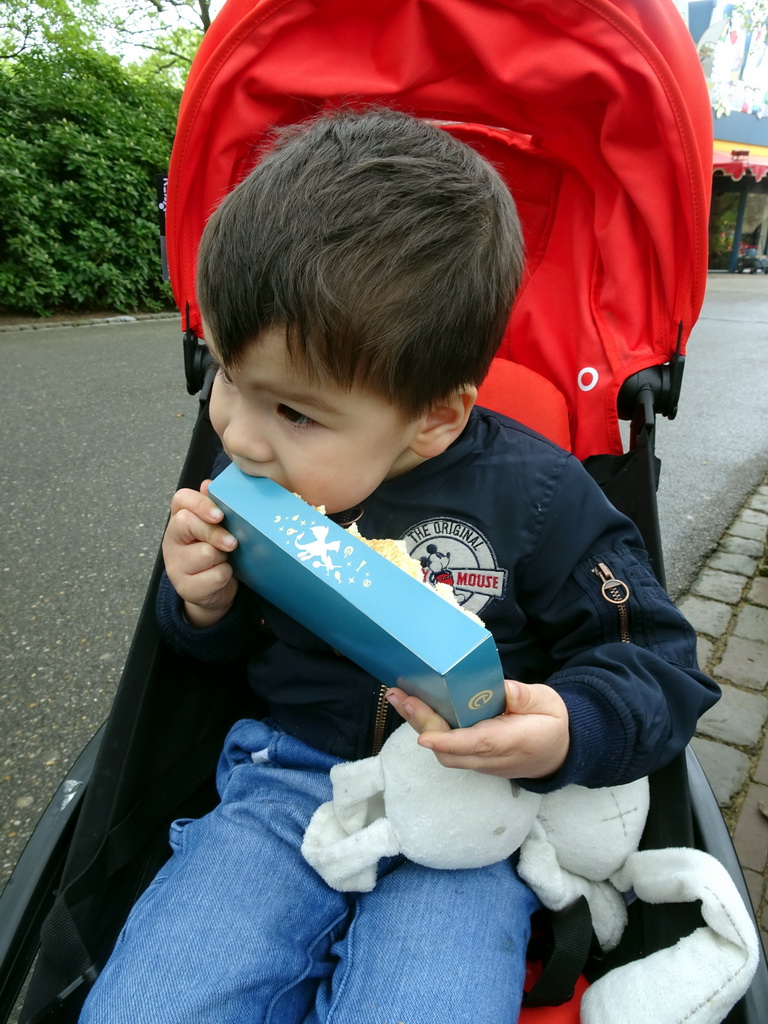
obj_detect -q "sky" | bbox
[99,0,226,64]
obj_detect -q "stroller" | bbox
[2,0,767,1020]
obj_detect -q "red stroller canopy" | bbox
[167,0,713,458]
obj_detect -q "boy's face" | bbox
[207,327,426,514]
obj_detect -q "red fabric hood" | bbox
[167,0,712,458]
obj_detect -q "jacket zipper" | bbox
[592,562,632,643]
[372,684,390,755]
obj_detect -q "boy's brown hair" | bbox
[197,106,524,417]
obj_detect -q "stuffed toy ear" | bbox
[301,800,400,893]
[302,755,398,892]
[581,848,760,1024]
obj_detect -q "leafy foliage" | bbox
[0,46,180,314]
[0,0,101,59]
[129,23,204,88]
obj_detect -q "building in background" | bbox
[687,1,768,270]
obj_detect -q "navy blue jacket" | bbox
[157,406,719,791]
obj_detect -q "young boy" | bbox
[80,107,718,1023]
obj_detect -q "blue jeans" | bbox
[80,719,538,1024]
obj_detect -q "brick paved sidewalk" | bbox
[678,475,768,950]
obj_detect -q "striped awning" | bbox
[713,147,768,182]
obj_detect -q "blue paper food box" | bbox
[208,465,505,727]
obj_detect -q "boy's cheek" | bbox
[208,401,227,440]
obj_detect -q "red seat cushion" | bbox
[477,358,571,451]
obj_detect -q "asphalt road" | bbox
[1,273,767,894]
[654,273,768,598]
[2,317,196,888]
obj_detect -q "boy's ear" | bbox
[410,386,477,459]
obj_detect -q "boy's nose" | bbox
[223,413,272,465]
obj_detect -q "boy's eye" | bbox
[278,404,315,428]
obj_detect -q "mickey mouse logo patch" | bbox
[402,518,507,616]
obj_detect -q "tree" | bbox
[124,23,204,87]
[103,0,219,84]
[1,1,218,82]
[0,0,103,59]
[0,0,217,314]
[122,0,215,35]
[0,46,180,313]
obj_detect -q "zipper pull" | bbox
[592,562,630,604]
[592,562,632,642]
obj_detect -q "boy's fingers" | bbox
[504,679,567,719]
[174,539,231,576]
[385,688,451,736]
[178,562,235,605]
[384,682,569,777]
[166,482,236,554]
[170,484,225,525]
[167,508,237,552]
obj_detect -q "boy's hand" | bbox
[162,480,239,628]
[385,680,569,780]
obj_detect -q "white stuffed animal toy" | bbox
[302,721,542,891]
[302,722,759,1024]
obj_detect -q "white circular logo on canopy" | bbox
[578,367,599,392]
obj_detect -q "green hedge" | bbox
[0,49,180,315]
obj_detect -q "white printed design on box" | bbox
[275,515,372,587]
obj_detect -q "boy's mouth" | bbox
[228,453,268,478]
[228,456,291,496]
